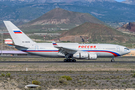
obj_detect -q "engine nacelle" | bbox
[73,52,97,60]
[89,54,97,60]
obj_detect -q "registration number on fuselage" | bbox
[22,41,30,43]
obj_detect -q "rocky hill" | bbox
[122,0,135,5]
[1,0,135,25]
[60,22,134,43]
[28,8,103,25]
[0,0,116,3]
[21,8,104,32]
[117,22,135,32]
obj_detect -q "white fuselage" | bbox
[3,21,131,61]
[18,43,130,59]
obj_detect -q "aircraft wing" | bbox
[52,41,77,55]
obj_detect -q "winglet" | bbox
[52,41,58,47]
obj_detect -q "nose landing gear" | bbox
[111,57,115,62]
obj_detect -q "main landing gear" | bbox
[111,57,115,62]
[64,59,76,62]
[64,54,76,62]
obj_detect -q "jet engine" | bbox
[89,54,97,60]
[73,52,97,60]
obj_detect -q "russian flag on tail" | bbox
[13,31,22,34]
[52,41,58,48]
[53,43,57,45]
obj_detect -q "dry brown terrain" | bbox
[117,22,135,32]
[60,22,133,43]
[27,8,104,26]
[0,57,135,89]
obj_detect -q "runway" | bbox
[0,55,135,63]
[1,60,135,63]
[1,56,135,58]
[1,56,135,72]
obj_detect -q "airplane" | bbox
[3,21,130,62]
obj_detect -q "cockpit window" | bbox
[124,48,129,50]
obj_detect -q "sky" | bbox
[115,0,125,2]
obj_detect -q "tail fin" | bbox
[52,41,58,48]
[3,21,35,47]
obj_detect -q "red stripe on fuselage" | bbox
[22,50,119,57]
[87,51,118,57]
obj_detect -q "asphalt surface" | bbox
[1,60,135,63]
[1,56,135,58]
[0,56,135,63]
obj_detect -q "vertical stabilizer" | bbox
[3,21,35,47]
[52,41,58,48]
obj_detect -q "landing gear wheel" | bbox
[64,59,67,62]
[67,59,70,62]
[72,59,76,62]
[111,59,115,62]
